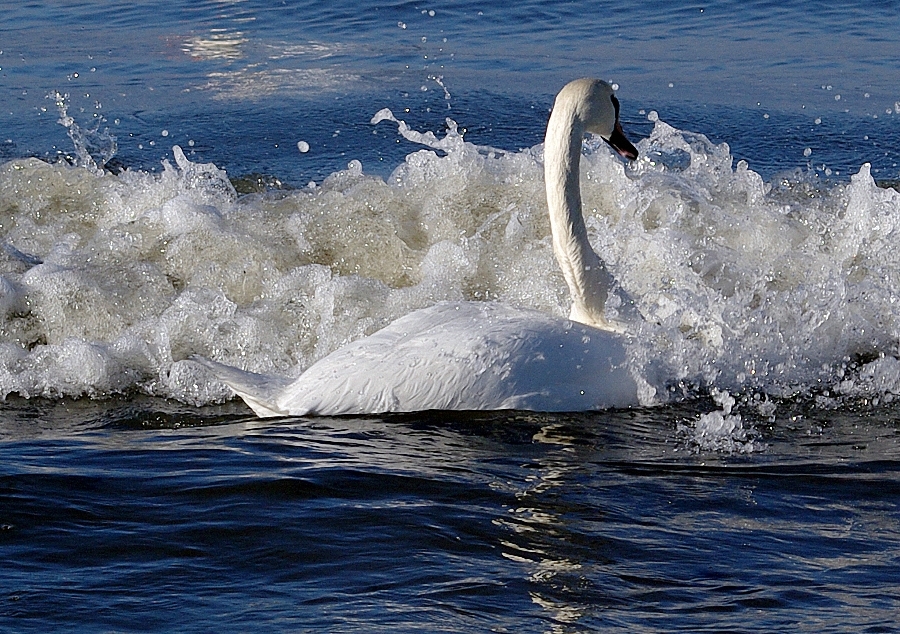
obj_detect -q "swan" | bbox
[195,78,641,417]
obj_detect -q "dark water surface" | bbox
[3,398,900,632]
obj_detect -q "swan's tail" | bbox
[190,355,293,418]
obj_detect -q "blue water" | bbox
[2,1,900,631]
[2,0,898,183]
[4,397,900,632]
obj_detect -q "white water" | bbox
[1,105,899,427]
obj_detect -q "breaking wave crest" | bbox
[1,107,899,441]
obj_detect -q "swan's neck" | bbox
[544,102,617,331]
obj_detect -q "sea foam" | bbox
[1,110,899,420]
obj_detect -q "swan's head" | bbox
[557,78,638,160]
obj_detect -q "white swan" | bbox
[196,78,641,417]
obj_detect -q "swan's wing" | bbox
[190,355,293,418]
[275,302,638,415]
[193,302,639,418]
[272,311,465,415]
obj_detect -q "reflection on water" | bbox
[183,32,248,61]
[175,2,377,100]
[501,424,593,630]
[203,67,364,100]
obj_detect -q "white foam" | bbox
[678,388,763,454]
[1,114,899,420]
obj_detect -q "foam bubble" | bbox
[679,389,763,454]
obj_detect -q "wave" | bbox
[1,106,899,419]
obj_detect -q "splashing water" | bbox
[678,388,763,454]
[1,106,899,431]
[619,114,900,409]
[51,92,118,174]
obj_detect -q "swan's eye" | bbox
[610,95,621,119]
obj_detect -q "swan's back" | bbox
[239,302,637,416]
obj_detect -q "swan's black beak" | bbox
[606,120,638,161]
